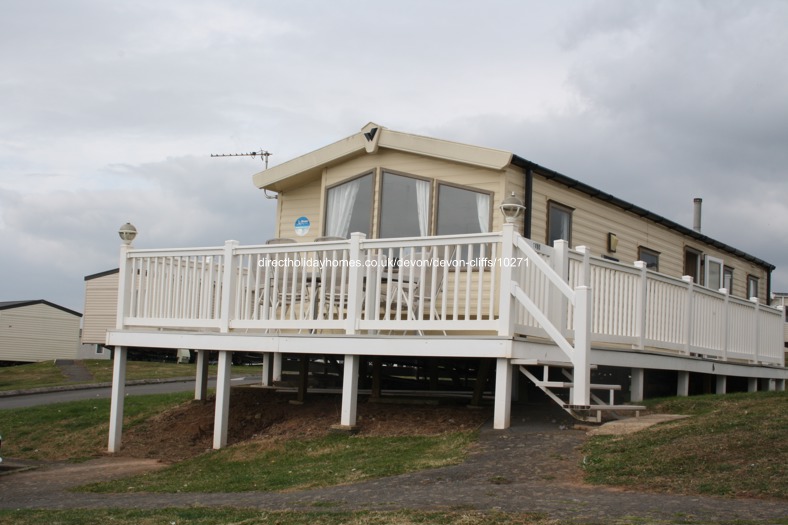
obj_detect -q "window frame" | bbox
[723,266,734,294]
[638,246,660,272]
[434,180,493,237]
[684,247,702,284]
[377,169,433,239]
[546,200,574,247]
[747,274,760,300]
[322,171,377,239]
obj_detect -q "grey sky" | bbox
[1,0,787,312]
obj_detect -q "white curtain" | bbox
[476,193,490,233]
[326,179,360,238]
[416,179,430,236]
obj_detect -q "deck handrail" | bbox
[113,228,784,370]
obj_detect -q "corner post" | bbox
[498,224,515,337]
[219,240,240,333]
[682,276,695,355]
[213,350,233,449]
[108,346,127,453]
[493,358,513,429]
[115,243,134,330]
[346,233,366,335]
[572,285,592,407]
[634,261,648,350]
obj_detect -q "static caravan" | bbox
[104,123,786,452]
[0,300,81,363]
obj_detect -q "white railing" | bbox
[115,229,784,367]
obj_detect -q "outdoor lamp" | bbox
[499,192,525,223]
[118,222,137,244]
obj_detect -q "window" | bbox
[436,184,491,236]
[325,173,374,238]
[379,171,431,238]
[684,248,701,283]
[704,256,724,290]
[638,247,660,271]
[547,201,573,246]
[747,275,759,300]
[723,266,734,293]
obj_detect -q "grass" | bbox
[0,391,193,460]
[0,359,248,391]
[582,390,788,499]
[80,430,476,493]
[0,509,782,525]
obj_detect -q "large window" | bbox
[638,247,660,271]
[547,201,573,246]
[379,171,431,238]
[436,183,491,236]
[324,173,374,238]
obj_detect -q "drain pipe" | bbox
[693,198,702,233]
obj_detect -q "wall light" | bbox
[607,232,618,253]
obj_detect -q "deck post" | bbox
[747,377,758,392]
[345,232,366,335]
[677,370,690,396]
[498,224,515,337]
[550,240,569,336]
[273,352,283,382]
[339,354,360,428]
[219,240,239,333]
[634,261,648,350]
[493,358,512,429]
[720,288,730,361]
[682,276,695,355]
[750,297,760,364]
[630,367,645,402]
[715,375,727,395]
[261,352,271,386]
[571,286,592,407]
[195,350,209,401]
[213,350,233,449]
[108,346,127,453]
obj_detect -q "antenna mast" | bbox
[210,149,272,169]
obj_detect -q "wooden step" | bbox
[539,381,622,391]
[564,404,645,411]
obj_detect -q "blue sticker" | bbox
[294,216,311,237]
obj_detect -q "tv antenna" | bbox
[210,149,272,169]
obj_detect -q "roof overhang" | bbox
[252,123,513,191]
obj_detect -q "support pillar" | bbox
[296,354,309,403]
[273,352,283,383]
[777,379,786,392]
[471,358,492,407]
[195,350,209,401]
[212,350,233,449]
[630,367,645,403]
[493,358,512,429]
[715,375,727,395]
[747,377,758,392]
[261,352,271,386]
[108,346,127,453]
[370,357,382,399]
[338,354,359,429]
[768,378,777,391]
[677,371,690,397]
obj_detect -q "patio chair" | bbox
[260,238,307,322]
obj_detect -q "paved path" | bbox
[2,405,786,523]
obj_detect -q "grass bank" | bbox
[582,391,787,499]
[0,391,193,460]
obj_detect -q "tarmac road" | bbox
[0,376,260,409]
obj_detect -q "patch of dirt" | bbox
[118,387,490,462]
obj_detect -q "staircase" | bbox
[514,359,645,423]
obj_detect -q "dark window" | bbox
[723,266,734,293]
[638,247,660,271]
[684,248,701,283]
[547,201,573,246]
[436,184,491,236]
[747,275,759,300]
[379,171,431,238]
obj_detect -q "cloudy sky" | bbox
[2,0,787,313]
